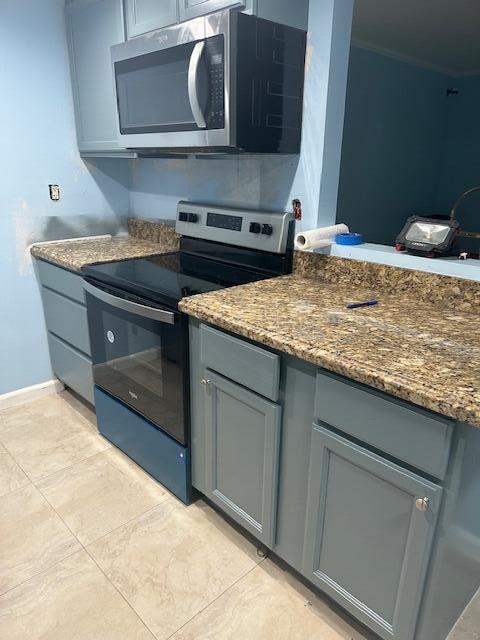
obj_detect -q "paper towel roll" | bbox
[294,223,349,251]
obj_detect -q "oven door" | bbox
[111,11,232,149]
[84,280,188,445]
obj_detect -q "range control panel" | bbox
[175,201,294,254]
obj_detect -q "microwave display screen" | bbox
[207,212,242,231]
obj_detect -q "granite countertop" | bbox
[30,220,180,272]
[179,273,480,427]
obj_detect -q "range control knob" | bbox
[249,222,261,234]
[178,211,188,222]
[261,224,273,236]
[188,213,198,223]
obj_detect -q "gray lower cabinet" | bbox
[48,334,94,405]
[189,320,475,640]
[65,0,129,155]
[204,369,281,548]
[125,0,179,37]
[37,260,94,405]
[303,424,443,640]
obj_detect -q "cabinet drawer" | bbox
[200,324,280,401]
[43,288,91,357]
[37,259,85,304]
[315,370,453,480]
[48,334,94,405]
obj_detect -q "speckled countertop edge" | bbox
[179,274,480,427]
[30,219,180,273]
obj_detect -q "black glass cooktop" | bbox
[82,251,271,309]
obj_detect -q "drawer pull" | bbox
[201,378,211,386]
[415,497,430,512]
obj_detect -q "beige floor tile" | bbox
[88,498,262,640]
[0,443,29,497]
[171,560,371,640]
[37,447,170,545]
[0,393,110,481]
[0,550,154,640]
[0,484,81,594]
[448,588,480,640]
[0,392,82,433]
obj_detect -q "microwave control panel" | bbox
[205,35,225,130]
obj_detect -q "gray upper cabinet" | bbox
[303,425,442,640]
[204,369,281,548]
[256,0,308,30]
[179,0,244,22]
[125,0,179,38]
[65,0,127,154]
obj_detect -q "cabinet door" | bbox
[303,425,442,640]
[65,0,125,152]
[179,0,244,22]
[125,0,178,38]
[204,370,281,548]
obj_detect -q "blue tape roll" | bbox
[335,232,364,245]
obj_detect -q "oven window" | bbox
[115,41,208,134]
[86,290,187,445]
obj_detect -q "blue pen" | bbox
[346,299,378,310]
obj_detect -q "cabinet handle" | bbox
[415,497,430,512]
[201,378,211,386]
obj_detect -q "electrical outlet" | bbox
[49,184,60,201]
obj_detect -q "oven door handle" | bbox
[83,280,176,325]
[188,40,207,129]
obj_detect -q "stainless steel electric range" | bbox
[82,202,295,503]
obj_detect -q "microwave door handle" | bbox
[83,281,176,325]
[188,40,206,129]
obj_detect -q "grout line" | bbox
[28,445,113,486]
[82,493,173,547]
[0,422,111,487]
[85,548,159,639]
[8,443,111,487]
[164,559,265,640]
[0,546,83,599]
[36,483,158,639]
[84,547,158,640]
[34,463,173,548]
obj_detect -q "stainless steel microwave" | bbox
[111,10,306,153]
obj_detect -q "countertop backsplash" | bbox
[294,251,480,315]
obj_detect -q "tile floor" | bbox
[0,391,371,640]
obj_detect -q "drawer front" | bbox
[315,370,453,480]
[43,288,91,357]
[48,334,94,405]
[37,259,85,304]
[94,386,190,504]
[200,324,280,401]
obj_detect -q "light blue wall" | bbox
[129,0,354,231]
[336,46,450,244]
[0,0,130,395]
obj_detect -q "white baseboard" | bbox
[0,379,65,410]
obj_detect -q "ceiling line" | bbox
[350,38,469,78]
